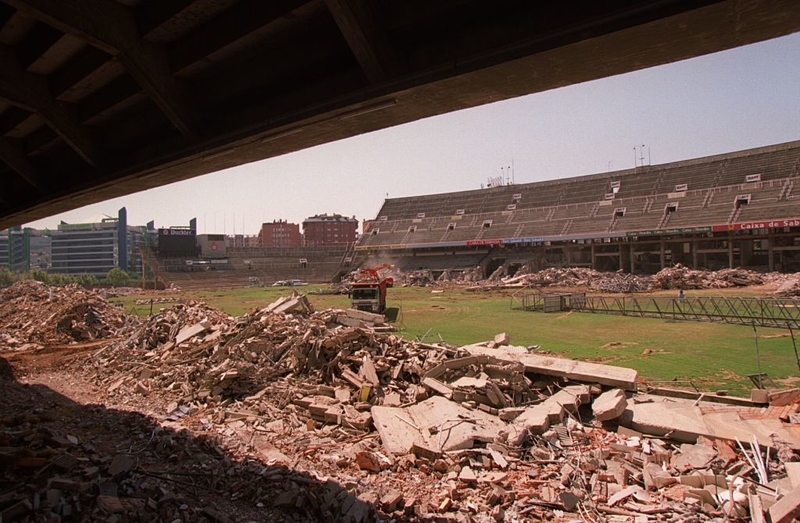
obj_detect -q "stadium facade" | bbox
[356,140,800,276]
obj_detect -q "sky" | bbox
[24,32,800,235]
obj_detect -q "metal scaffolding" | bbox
[514,291,800,329]
[578,295,800,328]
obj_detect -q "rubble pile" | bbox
[86,296,424,420]
[0,280,136,348]
[774,275,800,297]
[5,284,800,521]
[651,265,771,290]
[510,268,653,293]
[57,295,800,521]
[115,300,232,352]
[393,265,792,294]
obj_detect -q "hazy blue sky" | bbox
[25,32,800,235]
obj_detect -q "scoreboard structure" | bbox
[157,227,197,256]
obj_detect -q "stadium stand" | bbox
[357,140,800,275]
[144,245,350,290]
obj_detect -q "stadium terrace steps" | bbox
[614,211,662,232]
[395,253,487,271]
[147,246,350,290]
[737,201,800,222]
[716,147,800,186]
[509,207,550,223]
[549,202,597,221]
[557,178,609,205]
[363,141,800,251]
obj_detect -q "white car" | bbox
[272,279,308,286]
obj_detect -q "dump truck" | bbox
[350,265,393,313]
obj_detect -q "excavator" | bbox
[350,264,394,313]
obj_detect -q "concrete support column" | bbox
[728,240,734,269]
[660,240,666,269]
[629,243,636,274]
[618,243,624,271]
[591,243,596,270]
[768,241,775,272]
[740,239,753,267]
[692,239,698,268]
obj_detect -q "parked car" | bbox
[271,279,308,287]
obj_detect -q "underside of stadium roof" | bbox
[358,140,800,254]
[1,0,800,230]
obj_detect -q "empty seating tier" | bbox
[360,140,800,250]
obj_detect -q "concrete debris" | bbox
[775,275,800,296]
[0,280,136,347]
[593,388,629,421]
[621,394,800,449]
[4,282,800,522]
[651,264,772,290]
[463,343,639,390]
[379,263,794,294]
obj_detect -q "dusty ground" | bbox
[2,348,290,522]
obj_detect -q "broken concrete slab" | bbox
[769,388,800,407]
[463,344,638,390]
[592,388,627,421]
[421,377,453,399]
[491,332,509,347]
[769,484,800,523]
[371,396,505,455]
[620,395,800,449]
[786,462,800,488]
[648,386,762,407]
[339,308,386,325]
[175,320,210,344]
[499,385,590,446]
[263,293,314,314]
[673,443,717,472]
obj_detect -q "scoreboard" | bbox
[157,228,197,255]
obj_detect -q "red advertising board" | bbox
[466,238,503,246]
[712,217,800,232]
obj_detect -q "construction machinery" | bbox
[350,264,394,313]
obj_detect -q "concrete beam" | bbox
[6,0,199,137]
[0,137,41,190]
[463,343,639,390]
[0,46,98,166]
[324,0,398,83]
[169,0,307,75]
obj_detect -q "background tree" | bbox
[105,267,132,285]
